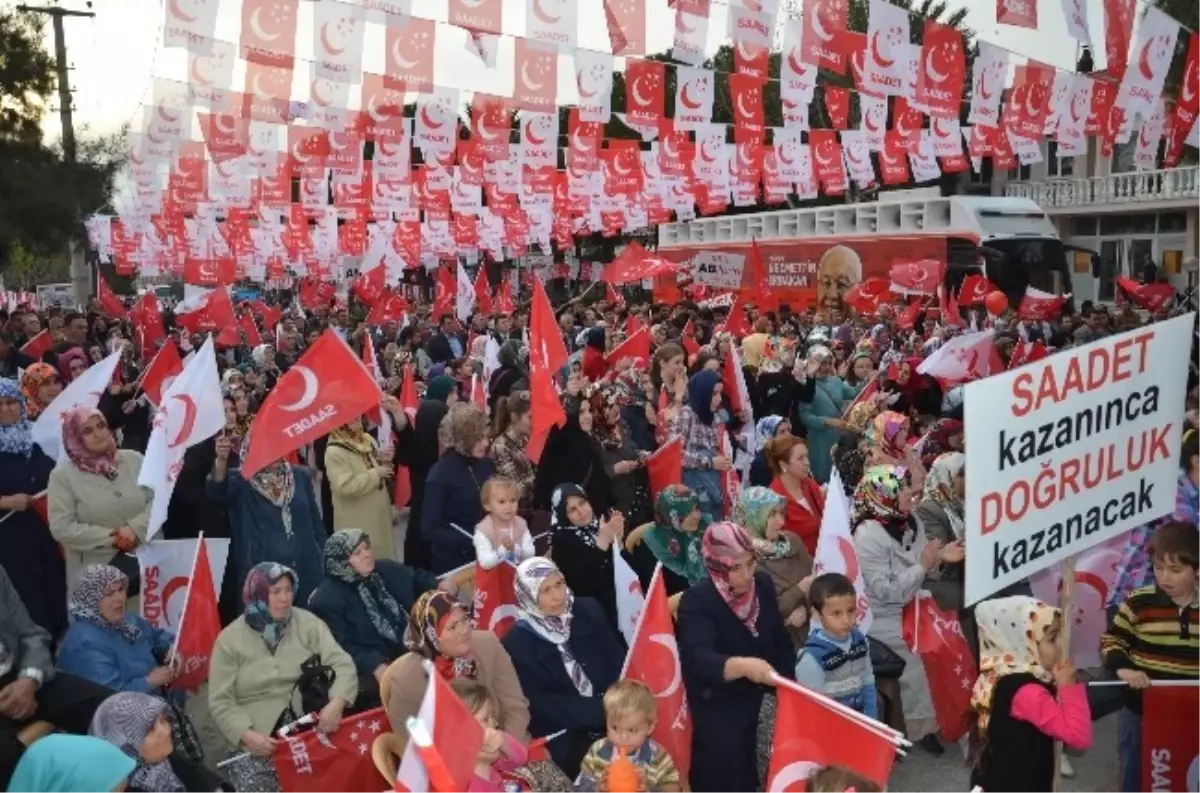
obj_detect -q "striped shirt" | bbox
[1101,585,1199,687]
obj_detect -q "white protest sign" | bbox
[691,251,745,290]
[962,314,1194,606]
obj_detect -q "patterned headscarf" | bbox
[733,486,793,561]
[867,410,910,460]
[755,416,787,449]
[923,452,966,539]
[20,363,58,420]
[403,591,477,679]
[62,406,119,480]
[89,692,184,793]
[56,347,89,383]
[69,565,140,643]
[852,465,909,526]
[323,529,406,643]
[0,379,33,456]
[447,403,490,456]
[701,522,761,637]
[970,596,1060,735]
[845,400,880,435]
[587,382,626,449]
[918,419,964,468]
[550,483,601,548]
[514,557,593,696]
[643,486,709,585]
[248,460,296,537]
[242,562,296,654]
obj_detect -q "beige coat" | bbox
[208,608,359,748]
[384,630,530,755]
[48,450,153,594]
[325,443,396,561]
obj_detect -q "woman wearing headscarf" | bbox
[20,362,61,420]
[796,344,858,484]
[391,373,458,570]
[89,692,228,792]
[421,403,497,574]
[668,369,732,519]
[206,435,326,605]
[48,407,152,597]
[733,486,814,649]
[833,399,881,497]
[502,557,623,778]
[487,339,529,417]
[853,465,961,753]
[208,563,357,789]
[0,378,66,638]
[633,485,711,596]
[57,346,89,383]
[309,529,447,708]
[532,391,614,515]
[324,416,396,561]
[589,382,652,527]
[581,327,608,382]
[384,591,530,753]
[7,734,136,793]
[490,390,536,512]
[866,410,924,488]
[545,482,626,629]
[747,415,790,487]
[917,418,964,469]
[676,523,795,792]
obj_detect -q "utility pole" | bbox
[17,3,96,307]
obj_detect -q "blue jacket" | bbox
[307,559,440,679]
[501,597,624,778]
[58,616,174,694]
[0,445,66,638]
[206,466,326,604]
[420,451,495,574]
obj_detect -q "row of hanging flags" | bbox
[84,0,1198,288]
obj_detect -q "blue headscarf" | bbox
[755,415,786,448]
[687,369,722,426]
[7,734,135,792]
[0,378,33,456]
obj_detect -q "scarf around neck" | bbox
[242,562,296,654]
[324,530,406,643]
[403,590,478,680]
[89,692,185,793]
[515,557,593,696]
[701,522,761,637]
[643,486,709,585]
[249,460,296,537]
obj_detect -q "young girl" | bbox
[475,477,535,569]
[450,678,529,792]
[968,596,1092,792]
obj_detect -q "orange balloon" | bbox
[984,290,1008,315]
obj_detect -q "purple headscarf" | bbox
[62,406,119,480]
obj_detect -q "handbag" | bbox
[868,636,907,680]
[274,654,336,732]
[109,551,141,596]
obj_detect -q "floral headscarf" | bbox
[643,486,709,585]
[587,382,626,449]
[550,483,601,548]
[403,591,477,679]
[755,416,787,449]
[733,486,793,561]
[89,692,184,793]
[970,596,1060,735]
[242,562,296,654]
[918,419,963,469]
[701,522,761,636]
[324,529,406,643]
[845,400,880,434]
[248,459,296,537]
[62,406,119,480]
[514,557,592,696]
[446,403,490,456]
[20,363,58,420]
[852,464,909,526]
[69,564,140,643]
[867,410,909,460]
[923,452,966,539]
[0,378,33,456]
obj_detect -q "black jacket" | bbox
[970,674,1056,792]
[426,331,466,365]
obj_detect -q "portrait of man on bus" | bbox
[816,244,863,315]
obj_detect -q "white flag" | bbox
[967,42,1007,128]
[811,469,874,635]
[613,544,645,646]
[1061,0,1091,45]
[32,349,122,461]
[456,262,476,323]
[139,337,225,542]
[137,537,231,629]
[1115,6,1179,120]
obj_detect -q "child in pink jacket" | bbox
[450,678,530,792]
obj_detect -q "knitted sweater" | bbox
[794,626,877,718]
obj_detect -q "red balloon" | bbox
[984,290,1008,315]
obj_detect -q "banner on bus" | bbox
[653,236,948,310]
[962,314,1194,606]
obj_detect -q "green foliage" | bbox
[4,240,69,289]
[0,9,54,146]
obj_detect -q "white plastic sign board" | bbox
[962,314,1194,605]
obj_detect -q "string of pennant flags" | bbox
[91,0,1198,288]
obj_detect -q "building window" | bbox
[1072,216,1097,236]
[1158,212,1187,233]
[1047,141,1074,177]
[1008,163,1032,181]
[1111,141,1136,173]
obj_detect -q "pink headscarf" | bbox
[62,406,119,480]
[701,522,761,636]
[56,347,89,384]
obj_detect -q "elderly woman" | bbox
[0,378,66,638]
[796,344,858,484]
[421,403,497,574]
[545,483,626,630]
[853,465,961,754]
[325,416,396,561]
[309,529,447,708]
[48,407,152,596]
[633,485,711,596]
[916,418,964,469]
[676,523,795,792]
[89,692,227,792]
[669,370,733,519]
[209,563,357,789]
[733,487,813,649]
[502,557,623,778]
[384,591,529,751]
[19,363,61,420]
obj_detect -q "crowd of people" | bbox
[0,284,1196,793]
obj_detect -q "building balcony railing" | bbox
[1004,165,1199,210]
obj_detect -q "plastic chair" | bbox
[371,731,407,784]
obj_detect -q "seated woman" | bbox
[383,591,530,753]
[676,523,796,792]
[89,691,228,792]
[502,557,624,779]
[309,529,452,709]
[7,734,136,793]
[765,435,825,556]
[732,486,813,649]
[632,486,710,597]
[544,483,626,630]
[208,563,357,790]
[747,416,790,488]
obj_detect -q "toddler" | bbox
[794,573,877,719]
[575,680,680,792]
[449,678,529,792]
[475,477,535,569]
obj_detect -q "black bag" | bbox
[274,654,336,732]
[868,636,907,680]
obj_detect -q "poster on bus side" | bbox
[962,314,1194,606]
[653,235,948,311]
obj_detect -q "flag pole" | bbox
[170,532,205,664]
[1052,554,1078,793]
[0,489,46,525]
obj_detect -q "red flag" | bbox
[398,362,419,421]
[170,535,222,690]
[741,239,773,304]
[801,0,849,73]
[469,374,486,410]
[894,299,923,332]
[176,288,237,335]
[888,259,944,294]
[433,266,456,321]
[601,243,679,285]
[367,290,410,327]
[843,278,891,314]
[526,280,567,463]
[1141,686,1199,791]
[841,373,879,419]
[1103,0,1136,82]
[130,292,165,353]
[494,280,515,314]
[997,0,1037,28]
[608,327,651,369]
[473,268,493,316]
[140,341,184,408]
[238,312,263,348]
[624,59,665,128]
[1116,276,1175,313]
[915,20,966,118]
[621,566,693,779]
[31,492,47,525]
[766,683,896,792]
[241,329,382,478]
[679,320,700,356]
[96,277,125,318]
[901,592,976,742]
[606,282,625,307]
[1016,288,1067,321]
[603,0,645,56]
[353,266,386,307]
[720,295,751,338]
[472,561,518,636]
[20,330,52,360]
[255,301,282,333]
[645,437,682,500]
[823,86,850,129]
[395,671,485,793]
[274,707,390,793]
[940,287,965,328]
[957,273,996,306]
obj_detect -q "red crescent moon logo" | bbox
[871,31,895,68]
[837,537,859,583]
[169,394,198,448]
[532,0,561,25]
[681,81,703,110]
[526,120,547,146]
[421,105,445,129]
[1138,38,1157,81]
[160,576,189,626]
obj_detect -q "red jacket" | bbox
[770,475,826,556]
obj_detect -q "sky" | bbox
[22,0,1134,147]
